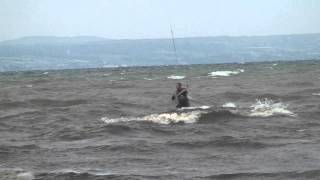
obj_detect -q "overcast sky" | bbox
[1,0,320,41]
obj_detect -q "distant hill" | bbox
[0,34,320,71]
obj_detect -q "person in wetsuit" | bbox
[171,82,190,108]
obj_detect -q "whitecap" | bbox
[208,71,239,77]
[17,172,34,180]
[296,129,307,132]
[167,75,185,80]
[42,72,49,75]
[90,171,112,176]
[208,69,243,77]
[249,98,295,117]
[143,111,204,124]
[143,78,153,81]
[53,169,81,174]
[51,168,112,176]
[222,102,237,108]
[101,117,134,124]
[312,93,320,96]
[101,111,205,125]
[180,106,211,110]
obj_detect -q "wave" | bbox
[0,145,41,158]
[0,110,40,121]
[0,169,34,180]
[222,102,237,108]
[285,81,315,87]
[101,110,205,125]
[220,91,303,101]
[208,69,244,77]
[0,144,40,151]
[98,124,134,135]
[179,106,211,110]
[249,98,295,117]
[167,75,185,80]
[17,172,34,180]
[100,99,295,125]
[100,108,244,125]
[220,91,254,100]
[167,136,269,149]
[85,142,156,153]
[0,99,87,109]
[196,169,320,179]
[73,124,138,138]
[35,170,174,180]
[198,109,244,123]
[30,98,88,107]
[10,168,320,180]
[49,124,135,141]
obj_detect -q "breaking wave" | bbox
[222,102,237,108]
[208,69,244,77]
[167,75,185,80]
[0,169,34,180]
[312,92,320,96]
[35,170,174,180]
[101,111,205,125]
[249,98,295,117]
[179,106,211,110]
[101,99,295,125]
[196,169,320,179]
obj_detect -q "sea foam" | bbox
[249,98,295,117]
[222,102,237,108]
[17,172,34,180]
[180,106,211,110]
[208,69,244,77]
[167,75,185,80]
[101,111,205,125]
[50,168,112,176]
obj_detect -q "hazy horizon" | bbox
[3,32,320,43]
[1,0,320,41]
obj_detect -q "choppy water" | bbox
[1,60,320,180]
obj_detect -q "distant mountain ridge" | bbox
[0,34,320,71]
[3,33,320,44]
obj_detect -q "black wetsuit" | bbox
[172,88,190,108]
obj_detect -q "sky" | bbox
[1,0,320,41]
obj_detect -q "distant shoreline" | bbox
[1,33,320,72]
[1,33,320,43]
